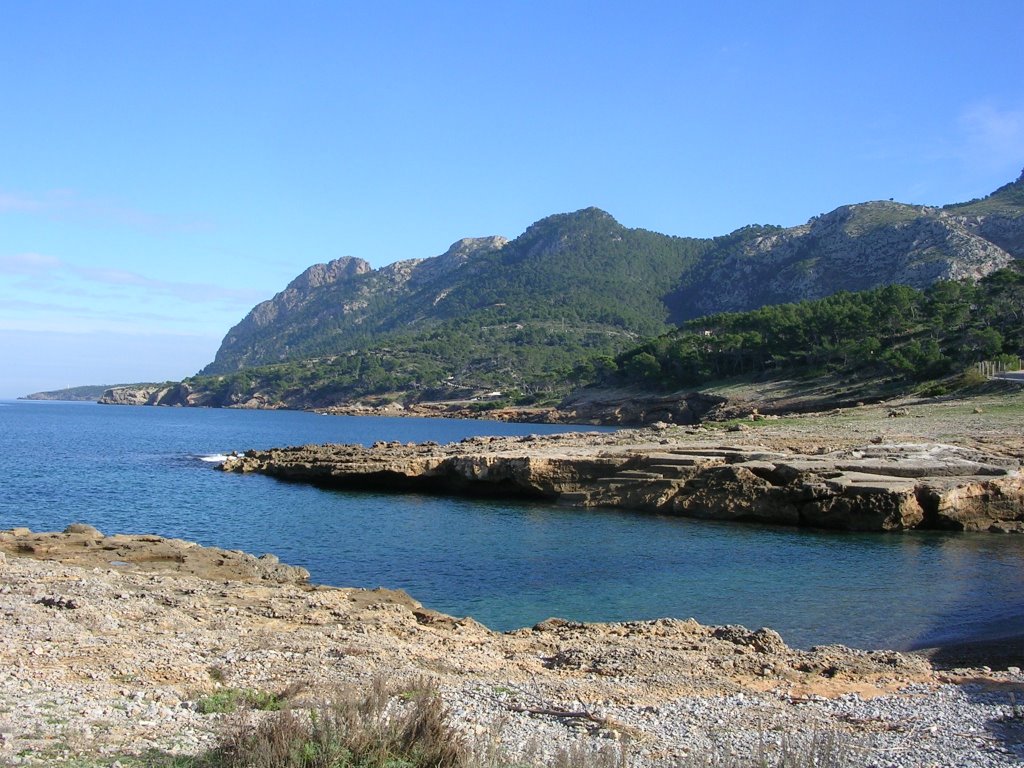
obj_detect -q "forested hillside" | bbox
[607,262,1024,392]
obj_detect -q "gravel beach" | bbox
[2,526,1024,767]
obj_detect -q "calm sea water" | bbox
[2,399,1023,651]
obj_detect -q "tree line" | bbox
[601,262,1024,389]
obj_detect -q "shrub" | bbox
[214,677,467,768]
[955,367,989,390]
[198,677,851,768]
[196,689,242,715]
[196,688,284,715]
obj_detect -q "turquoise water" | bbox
[2,399,1023,651]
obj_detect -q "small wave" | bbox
[197,453,230,463]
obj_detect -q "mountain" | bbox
[202,237,505,374]
[173,208,708,407]
[120,174,1024,410]
[665,172,1024,320]
[202,209,709,377]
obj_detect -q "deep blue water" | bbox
[3,399,1023,651]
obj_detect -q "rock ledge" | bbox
[221,430,1024,532]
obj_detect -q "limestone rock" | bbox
[0,528,310,583]
[918,474,1024,531]
[670,198,1020,319]
[801,481,925,531]
[218,431,1024,533]
[672,465,799,525]
[63,523,103,537]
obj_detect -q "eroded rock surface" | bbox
[221,431,1024,532]
[0,524,311,583]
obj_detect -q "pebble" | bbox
[2,538,1022,768]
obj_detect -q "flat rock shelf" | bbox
[221,427,1024,533]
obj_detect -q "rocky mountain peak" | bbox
[287,256,372,292]
[392,236,509,289]
[431,236,508,272]
[443,236,508,259]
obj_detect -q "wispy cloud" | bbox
[0,251,263,306]
[0,295,231,334]
[0,188,214,233]
[0,252,63,274]
[0,288,246,337]
[0,192,48,212]
[0,251,263,339]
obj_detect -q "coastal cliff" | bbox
[98,381,279,409]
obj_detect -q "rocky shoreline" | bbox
[311,391,731,427]
[220,426,1024,533]
[3,526,1024,767]
[96,383,731,426]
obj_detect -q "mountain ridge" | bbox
[666,195,1020,320]
[113,173,1024,410]
[202,208,708,379]
[203,237,510,374]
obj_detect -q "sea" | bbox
[2,398,1023,652]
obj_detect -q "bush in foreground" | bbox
[75,677,851,768]
[214,677,465,768]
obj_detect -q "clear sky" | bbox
[1,1,1021,397]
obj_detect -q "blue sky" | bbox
[2,1,1022,397]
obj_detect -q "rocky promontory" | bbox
[221,428,1024,533]
[3,526,1023,767]
[98,382,280,409]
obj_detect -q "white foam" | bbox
[198,453,230,463]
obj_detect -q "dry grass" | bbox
[201,678,849,768]
[214,676,468,768]
[75,677,850,768]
